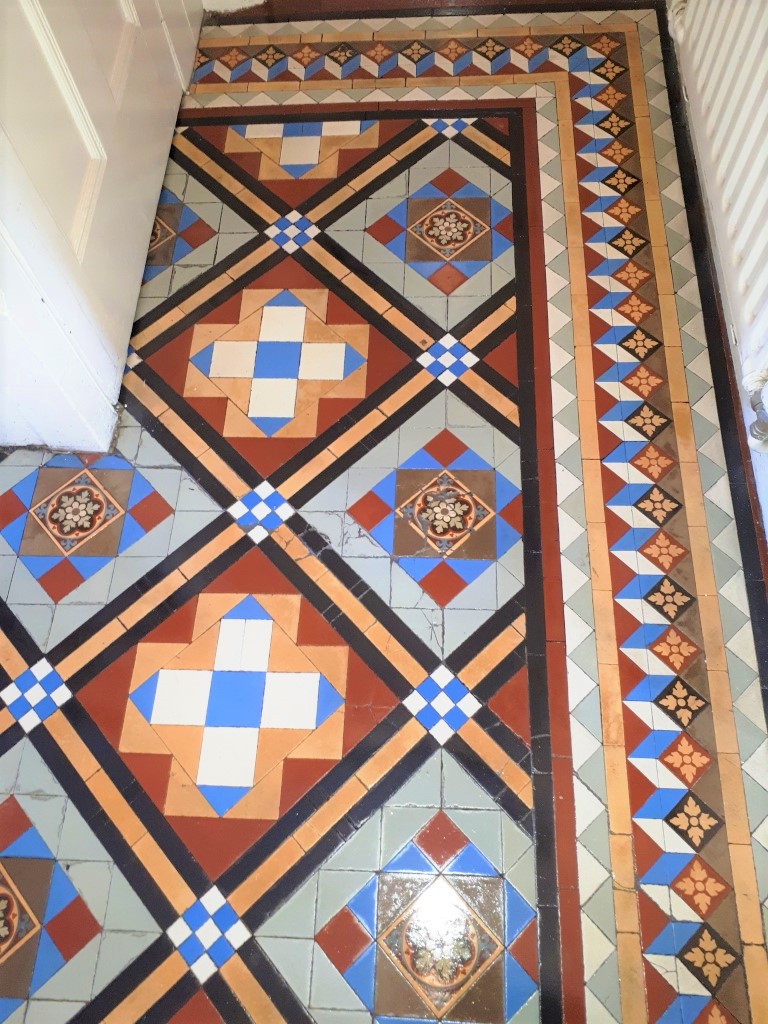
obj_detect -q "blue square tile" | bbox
[253,342,302,378]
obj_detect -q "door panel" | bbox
[0,0,203,449]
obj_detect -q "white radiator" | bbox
[670,0,768,447]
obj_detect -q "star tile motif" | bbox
[229,482,295,542]
[1,660,71,733]
[266,211,320,251]
[665,794,723,851]
[167,888,249,982]
[679,927,738,993]
[661,734,712,786]
[643,576,695,623]
[654,678,708,729]
[403,666,481,744]
[672,858,730,918]
[417,333,480,385]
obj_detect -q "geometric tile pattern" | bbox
[328,142,515,330]
[78,546,399,878]
[0,410,220,652]
[0,10,764,1024]
[256,752,539,1024]
[1,659,71,733]
[142,260,411,477]
[167,888,249,982]
[0,740,160,1023]
[403,666,482,744]
[0,795,101,1020]
[417,333,480,386]
[136,158,257,322]
[228,482,294,543]
[307,393,523,659]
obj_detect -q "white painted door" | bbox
[0,0,203,450]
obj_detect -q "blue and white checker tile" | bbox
[417,333,479,385]
[0,659,72,732]
[228,482,294,543]
[403,665,481,744]
[423,116,477,138]
[167,887,250,982]
[266,211,320,252]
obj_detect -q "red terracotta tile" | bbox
[169,990,225,1024]
[508,917,538,983]
[129,491,174,532]
[0,490,25,531]
[38,559,84,602]
[429,264,468,296]
[423,429,469,466]
[367,215,402,246]
[315,907,372,974]
[46,895,101,960]
[0,795,32,845]
[489,668,531,745]
[414,810,469,867]
[418,562,467,606]
[348,491,391,531]
[430,168,468,196]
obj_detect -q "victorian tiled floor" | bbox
[2,4,768,1023]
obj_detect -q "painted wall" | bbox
[0,0,203,451]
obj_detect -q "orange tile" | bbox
[158,408,209,457]
[88,770,147,849]
[293,776,366,851]
[118,570,186,631]
[122,373,169,416]
[132,833,195,912]
[356,718,424,790]
[221,956,287,1023]
[56,619,126,680]
[383,306,431,346]
[0,630,26,678]
[230,837,304,914]
[101,953,186,1024]
[362,621,425,686]
[179,524,243,582]
[45,712,100,781]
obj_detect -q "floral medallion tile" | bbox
[0,741,160,1023]
[302,391,522,659]
[0,411,221,652]
[255,751,538,1024]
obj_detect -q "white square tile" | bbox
[431,692,454,717]
[151,670,212,726]
[209,341,257,378]
[25,683,46,707]
[245,123,283,138]
[322,120,362,136]
[196,918,222,949]
[215,617,273,672]
[299,342,347,381]
[197,727,259,787]
[167,918,193,946]
[259,305,306,342]
[261,672,320,729]
[248,378,298,419]
[201,887,226,914]
[191,953,217,982]
[280,135,321,166]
